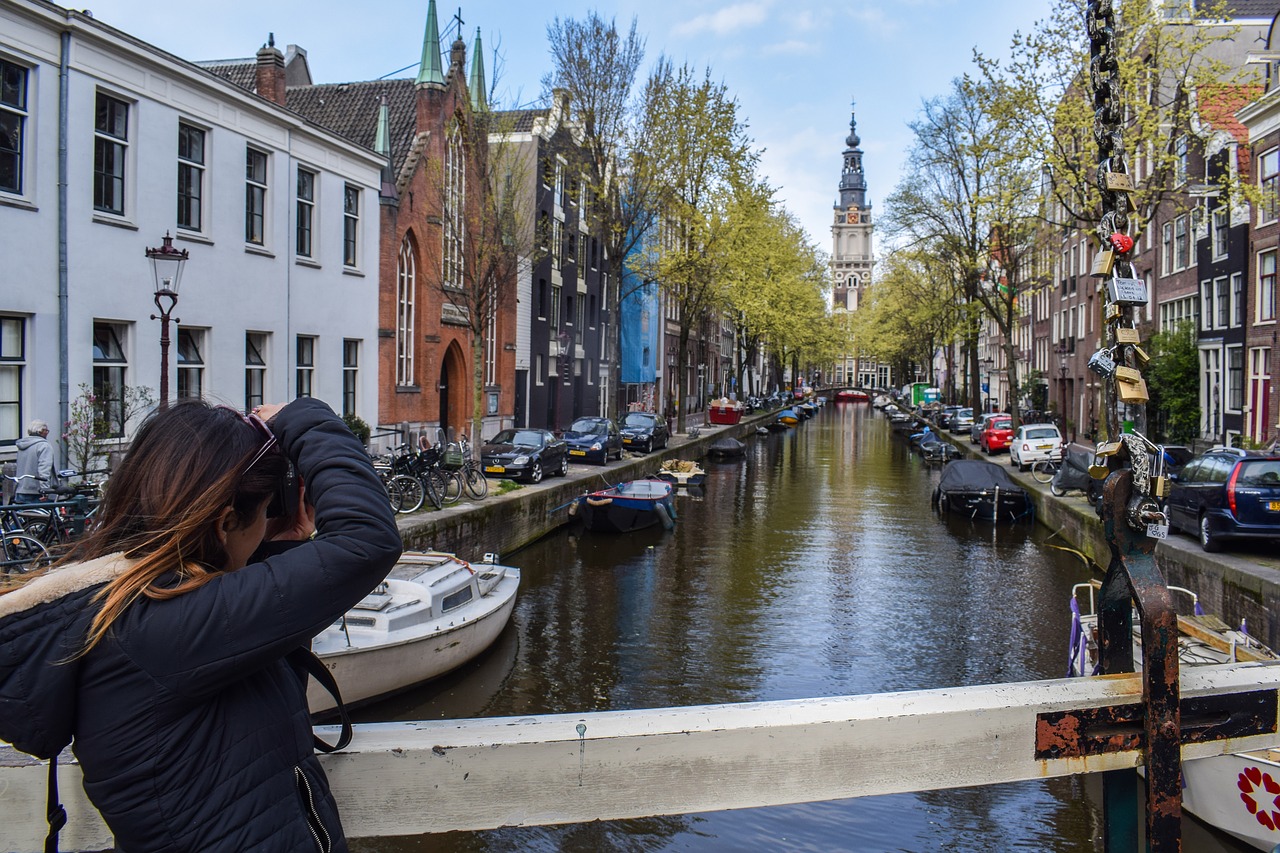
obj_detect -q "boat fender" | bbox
[655,502,675,530]
[568,499,579,517]
[586,496,613,507]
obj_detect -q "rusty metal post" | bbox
[1098,470,1182,851]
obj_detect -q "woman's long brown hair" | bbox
[72,401,288,652]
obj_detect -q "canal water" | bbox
[350,404,1251,853]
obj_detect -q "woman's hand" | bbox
[253,402,288,423]
[265,482,316,542]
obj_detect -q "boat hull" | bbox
[578,496,673,532]
[934,488,1031,522]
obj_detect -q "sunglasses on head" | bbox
[219,407,298,519]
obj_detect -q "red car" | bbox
[981,418,1013,455]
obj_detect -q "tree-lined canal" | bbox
[351,404,1249,852]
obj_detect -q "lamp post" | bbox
[1058,355,1068,434]
[146,233,189,408]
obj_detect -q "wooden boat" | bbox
[930,460,1032,522]
[309,551,520,713]
[835,389,869,402]
[657,459,706,487]
[570,479,677,533]
[1067,582,1280,850]
[707,437,746,458]
[707,401,744,425]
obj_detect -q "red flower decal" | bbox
[1238,766,1280,833]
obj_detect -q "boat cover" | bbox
[936,459,1023,492]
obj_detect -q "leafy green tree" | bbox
[1146,324,1200,444]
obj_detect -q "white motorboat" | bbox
[1068,581,1280,850]
[308,551,520,713]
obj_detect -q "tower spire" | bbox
[416,0,445,87]
[469,27,487,111]
[838,101,867,210]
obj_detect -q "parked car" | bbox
[938,406,962,430]
[619,411,670,453]
[971,412,1009,445]
[1009,424,1063,470]
[480,428,568,484]
[949,408,975,434]
[562,417,623,465]
[1165,447,1280,552]
[980,417,1014,455]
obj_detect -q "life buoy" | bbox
[586,496,613,507]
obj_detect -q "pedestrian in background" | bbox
[14,418,55,501]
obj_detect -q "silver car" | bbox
[949,407,974,434]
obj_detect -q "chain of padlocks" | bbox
[1085,0,1171,541]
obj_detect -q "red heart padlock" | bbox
[1110,233,1134,254]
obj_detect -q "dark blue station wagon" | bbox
[1165,448,1280,552]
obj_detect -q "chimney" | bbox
[255,34,287,106]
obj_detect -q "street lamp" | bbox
[1058,355,1068,434]
[146,233,189,408]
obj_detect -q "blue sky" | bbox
[89,0,1054,255]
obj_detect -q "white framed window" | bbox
[94,92,129,215]
[1232,272,1244,327]
[1227,345,1244,413]
[442,124,465,289]
[1162,222,1173,276]
[1211,206,1228,260]
[92,321,129,437]
[245,147,268,245]
[552,218,563,270]
[1201,280,1213,331]
[0,316,25,444]
[177,123,205,232]
[1260,148,1279,225]
[1259,249,1277,323]
[1174,214,1190,271]
[296,335,315,398]
[1216,276,1230,329]
[1249,347,1272,441]
[484,301,496,386]
[245,332,267,411]
[176,327,204,400]
[296,168,316,258]
[551,283,562,330]
[396,237,415,385]
[535,353,544,386]
[343,183,359,267]
[342,339,358,417]
[1173,135,1188,186]
[1,58,30,196]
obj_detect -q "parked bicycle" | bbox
[449,435,488,500]
[371,447,426,514]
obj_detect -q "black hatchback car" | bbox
[1165,447,1280,552]
[480,428,568,484]
[619,411,669,453]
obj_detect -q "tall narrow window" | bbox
[342,339,359,417]
[1260,250,1277,322]
[1232,272,1244,327]
[296,168,315,257]
[0,59,29,195]
[1161,222,1173,276]
[442,124,465,289]
[177,124,205,231]
[1211,207,1229,260]
[1216,277,1230,329]
[1261,148,1279,225]
[0,316,25,444]
[343,184,359,267]
[176,328,204,400]
[484,300,496,386]
[550,283,562,330]
[1227,345,1245,412]
[245,148,268,245]
[245,332,267,411]
[1174,215,1189,271]
[296,335,315,398]
[1173,135,1188,186]
[396,237,415,385]
[94,93,128,215]
[92,322,128,437]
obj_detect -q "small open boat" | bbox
[570,479,677,533]
[1067,581,1280,850]
[657,459,706,487]
[777,409,800,427]
[309,551,520,713]
[930,459,1031,522]
[835,389,869,403]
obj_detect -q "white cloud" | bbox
[672,1,772,38]
[763,39,810,56]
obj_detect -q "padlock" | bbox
[1104,172,1134,192]
[1115,327,1141,345]
[1095,441,1123,457]
[1089,464,1111,480]
[1151,476,1170,498]
[1114,365,1143,384]
[1130,344,1150,365]
[1117,375,1149,404]
[1107,272,1149,307]
[1091,250,1115,277]
[1106,303,1124,322]
[1088,349,1117,378]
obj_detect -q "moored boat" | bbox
[835,389,870,402]
[657,459,706,487]
[930,459,1032,522]
[707,437,746,458]
[777,409,800,426]
[309,551,520,713]
[570,479,677,533]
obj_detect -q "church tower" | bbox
[830,104,879,387]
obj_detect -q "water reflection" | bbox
[350,404,1251,853]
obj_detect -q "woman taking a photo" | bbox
[0,397,402,852]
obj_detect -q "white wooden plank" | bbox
[1,663,1277,851]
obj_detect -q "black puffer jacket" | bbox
[0,398,402,851]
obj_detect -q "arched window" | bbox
[443,122,465,290]
[397,236,416,385]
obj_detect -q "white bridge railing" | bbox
[4,662,1278,851]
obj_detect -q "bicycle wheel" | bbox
[390,475,424,514]
[463,464,489,499]
[1031,460,1058,484]
[421,470,446,510]
[3,533,51,574]
[443,471,464,505]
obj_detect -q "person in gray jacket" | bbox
[13,418,56,501]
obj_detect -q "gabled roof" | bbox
[1201,83,1265,171]
[196,59,256,92]
[492,109,548,134]
[286,79,419,177]
[1225,0,1278,17]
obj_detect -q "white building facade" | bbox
[1,0,383,463]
